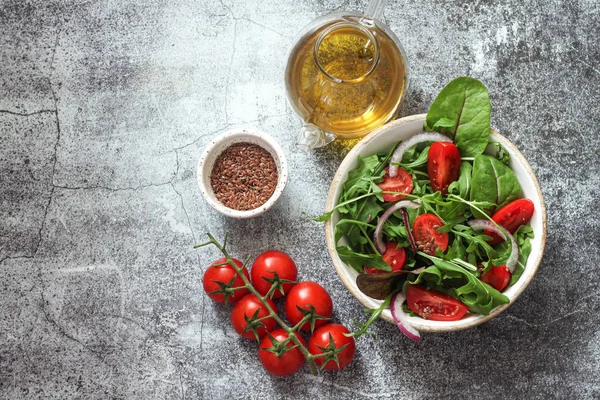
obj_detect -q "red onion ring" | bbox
[389,132,452,177]
[467,219,519,273]
[374,200,420,254]
[390,291,421,342]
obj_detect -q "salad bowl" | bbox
[324,114,547,332]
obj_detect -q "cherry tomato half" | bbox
[481,264,511,291]
[202,257,250,304]
[413,214,449,256]
[406,285,469,321]
[485,198,535,245]
[377,167,414,202]
[258,329,306,376]
[308,324,356,370]
[231,294,277,340]
[285,282,333,331]
[427,142,461,195]
[251,250,298,299]
[364,242,406,274]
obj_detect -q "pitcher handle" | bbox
[364,0,388,21]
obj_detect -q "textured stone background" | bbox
[1,0,599,398]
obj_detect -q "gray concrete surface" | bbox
[1,0,599,398]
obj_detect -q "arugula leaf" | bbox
[336,246,389,274]
[424,77,491,157]
[414,254,509,315]
[511,225,534,284]
[470,155,522,217]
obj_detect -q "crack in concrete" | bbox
[216,0,289,38]
[0,109,56,117]
[168,150,204,400]
[167,113,289,154]
[503,292,599,328]
[36,263,111,367]
[224,19,238,126]
[53,180,174,192]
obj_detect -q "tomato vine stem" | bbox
[197,233,323,375]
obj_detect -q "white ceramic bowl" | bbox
[325,114,547,332]
[197,128,288,218]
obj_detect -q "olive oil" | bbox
[285,20,407,139]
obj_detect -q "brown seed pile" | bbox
[210,142,278,211]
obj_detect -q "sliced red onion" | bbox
[374,200,420,254]
[390,291,420,342]
[401,209,417,254]
[467,219,519,273]
[389,132,452,177]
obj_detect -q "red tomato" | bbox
[202,257,250,304]
[485,198,535,244]
[481,264,511,291]
[231,294,277,340]
[412,214,449,255]
[251,250,298,299]
[285,282,333,331]
[258,329,306,376]
[364,242,406,274]
[377,167,414,202]
[308,324,356,370]
[406,285,468,321]
[427,142,461,195]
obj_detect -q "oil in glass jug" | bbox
[284,0,408,150]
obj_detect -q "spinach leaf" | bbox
[470,155,522,217]
[424,77,491,157]
[414,255,509,315]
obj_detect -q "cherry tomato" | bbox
[485,198,535,245]
[251,250,298,299]
[427,142,461,195]
[481,264,511,291]
[364,242,406,274]
[412,214,449,255]
[231,294,277,340]
[202,257,250,304]
[258,329,306,376]
[406,285,468,321]
[308,324,356,370]
[377,167,414,202]
[285,282,333,331]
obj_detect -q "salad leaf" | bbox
[511,225,534,284]
[424,77,491,157]
[470,155,522,217]
[336,246,389,274]
[413,255,509,315]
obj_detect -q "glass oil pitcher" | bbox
[284,0,408,150]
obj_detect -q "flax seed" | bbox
[210,142,278,211]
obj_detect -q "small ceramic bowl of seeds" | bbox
[197,128,288,218]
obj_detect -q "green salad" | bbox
[316,77,535,341]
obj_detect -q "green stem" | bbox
[200,233,320,375]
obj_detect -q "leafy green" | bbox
[414,254,509,315]
[470,155,522,217]
[424,77,491,157]
[511,225,534,284]
[336,246,388,274]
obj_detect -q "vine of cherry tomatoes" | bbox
[202,248,355,376]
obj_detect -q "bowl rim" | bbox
[324,113,547,332]
[197,128,288,219]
